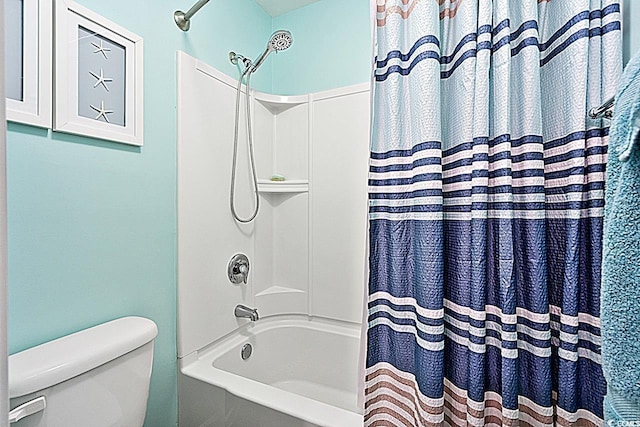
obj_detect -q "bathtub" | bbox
[178,315,364,427]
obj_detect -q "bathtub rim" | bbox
[178,314,364,427]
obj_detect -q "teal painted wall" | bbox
[6,1,271,427]
[271,0,371,95]
[6,1,639,427]
[7,1,370,425]
[624,0,640,65]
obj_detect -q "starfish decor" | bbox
[90,101,114,123]
[91,39,111,59]
[89,68,113,91]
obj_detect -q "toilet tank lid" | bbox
[9,316,158,398]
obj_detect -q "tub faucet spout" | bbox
[234,304,259,321]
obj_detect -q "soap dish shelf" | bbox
[254,92,308,115]
[257,179,308,194]
[255,285,305,297]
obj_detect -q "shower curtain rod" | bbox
[174,0,210,31]
[589,96,615,119]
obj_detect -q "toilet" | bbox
[8,316,158,427]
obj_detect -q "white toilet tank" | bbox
[8,317,158,427]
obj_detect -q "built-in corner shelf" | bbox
[257,179,309,194]
[255,285,306,297]
[254,285,308,317]
[254,92,308,115]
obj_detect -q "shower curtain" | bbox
[366,0,622,426]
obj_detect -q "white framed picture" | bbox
[54,0,144,146]
[5,0,53,128]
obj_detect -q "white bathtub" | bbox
[178,315,364,427]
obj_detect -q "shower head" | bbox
[268,30,293,52]
[250,30,293,73]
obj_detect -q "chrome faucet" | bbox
[234,304,259,321]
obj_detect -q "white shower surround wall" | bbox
[176,51,369,426]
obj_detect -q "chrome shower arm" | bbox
[174,0,210,31]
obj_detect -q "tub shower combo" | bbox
[175,5,370,426]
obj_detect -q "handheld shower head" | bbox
[250,30,293,73]
[268,30,293,52]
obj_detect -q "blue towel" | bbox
[601,49,640,423]
[605,387,640,423]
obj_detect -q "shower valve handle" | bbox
[228,253,250,285]
[234,264,248,284]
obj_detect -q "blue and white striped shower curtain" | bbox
[366,0,622,425]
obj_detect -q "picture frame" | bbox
[5,0,53,128]
[54,0,144,146]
